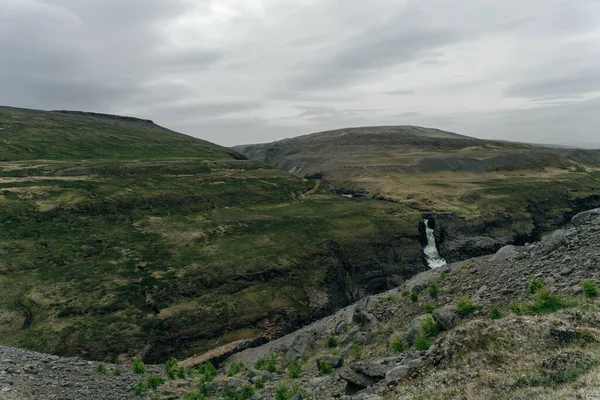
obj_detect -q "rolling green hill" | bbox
[0,107,426,363]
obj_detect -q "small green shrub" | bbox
[439,271,446,279]
[255,353,277,373]
[133,379,146,395]
[93,363,107,375]
[460,263,469,270]
[325,334,338,348]
[390,337,408,353]
[401,289,410,297]
[414,334,431,351]
[410,291,419,302]
[227,362,245,376]
[318,359,332,374]
[529,277,544,294]
[132,358,145,374]
[240,384,255,399]
[510,301,524,315]
[488,305,502,320]
[165,358,183,380]
[274,384,302,400]
[456,297,477,316]
[582,279,599,299]
[254,379,264,389]
[199,361,217,380]
[183,393,206,400]
[420,316,439,338]
[428,281,440,298]
[146,375,165,391]
[113,367,121,376]
[287,359,301,379]
[424,303,436,313]
[351,343,362,360]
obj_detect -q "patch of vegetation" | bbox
[254,379,264,389]
[456,297,478,316]
[183,393,206,400]
[274,383,303,400]
[133,379,147,395]
[413,334,432,351]
[287,358,302,379]
[146,375,165,391]
[410,291,419,303]
[325,334,339,348]
[582,279,599,299]
[511,286,568,315]
[132,358,145,374]
[420,316,439,338]
[428,281,440,298]
[255,353,277,373]
[351,343,362,360]
[318,359,333,374]
[113,367,121,376]
[227,362,245,377]
[488,305,502,320]
[401,289,410,297]
[424,303,436,314]
[514,352,597,388]
[391,337,408,353]
[93,363,107,374]
[529,277,544,294]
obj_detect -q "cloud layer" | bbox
[1,0,599,147]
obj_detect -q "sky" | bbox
[1,0,600,148]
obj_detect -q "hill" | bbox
[0,108,428,364]
[234,126,600,260]
[0,106,242,161]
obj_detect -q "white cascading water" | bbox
[423,219,447,269]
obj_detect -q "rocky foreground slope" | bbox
[1,209,599,399]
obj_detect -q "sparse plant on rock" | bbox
[93,363,107,375]
[424,302,436,313]
[254,379,264,389]
[325,333,338,348]
[318,359,333,374]
[582,279,599,299]
[413,333,431,351]
[428,281,440,298]
[165,358,183,380]
[133,379,146,395]
[351,343,362,359]
[410,291,419,302]
[421,315,439,337]
[255,353,277,373]
[529,277,544,294]
[227,362,245,376]
[113,367,121,376]
[287,358,302,379]
[488,305,502,320]
[146,375,164,391]
[183,393,206,400]
[456,297,477,316]
[132,358,145,374]
[391,337,408,353]
[401,289,410,297]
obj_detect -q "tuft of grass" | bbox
[318,359,333,374]
[488,305,502,320]
[254,379,264,389]
[165,358,184,380]
[183,393,206,400]
[456,297,478,316]
[420,316,439,338]
[424,303,436,314]
[133,379,146,395]
[146,375,165,391]
[529,277,544,294]
[401,289,410,297]
[582,279,599,299]
[410,291,419,303]
[255,353,277,373]
[227,362,245,377]
[113,367,121,376]
[428,281,440,298]
[413,334,432,351]
[391,337,408,353]
[287,359,301,379]
[325,334,338,348]
[132,358,145,374]
[93,363,107,375]
[240,384,255,399]
[351,343,362,360]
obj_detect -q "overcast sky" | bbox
[1,0,600,147]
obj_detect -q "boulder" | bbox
[432,304,458,331]
[385,366,409,383]
[404,315,430,345]
[572,209,600,226]
[491,245,522,262]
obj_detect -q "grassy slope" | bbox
[235,127,600,238]
[0,108,423,363]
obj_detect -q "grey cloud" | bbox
[506,68,600,99]
[395,112,422,118]
[386,90,415,96]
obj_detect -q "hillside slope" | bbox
[0,108,428,364]
[0,106,242,161]
[235,126,600,260]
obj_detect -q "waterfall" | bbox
[423,219,447,269]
